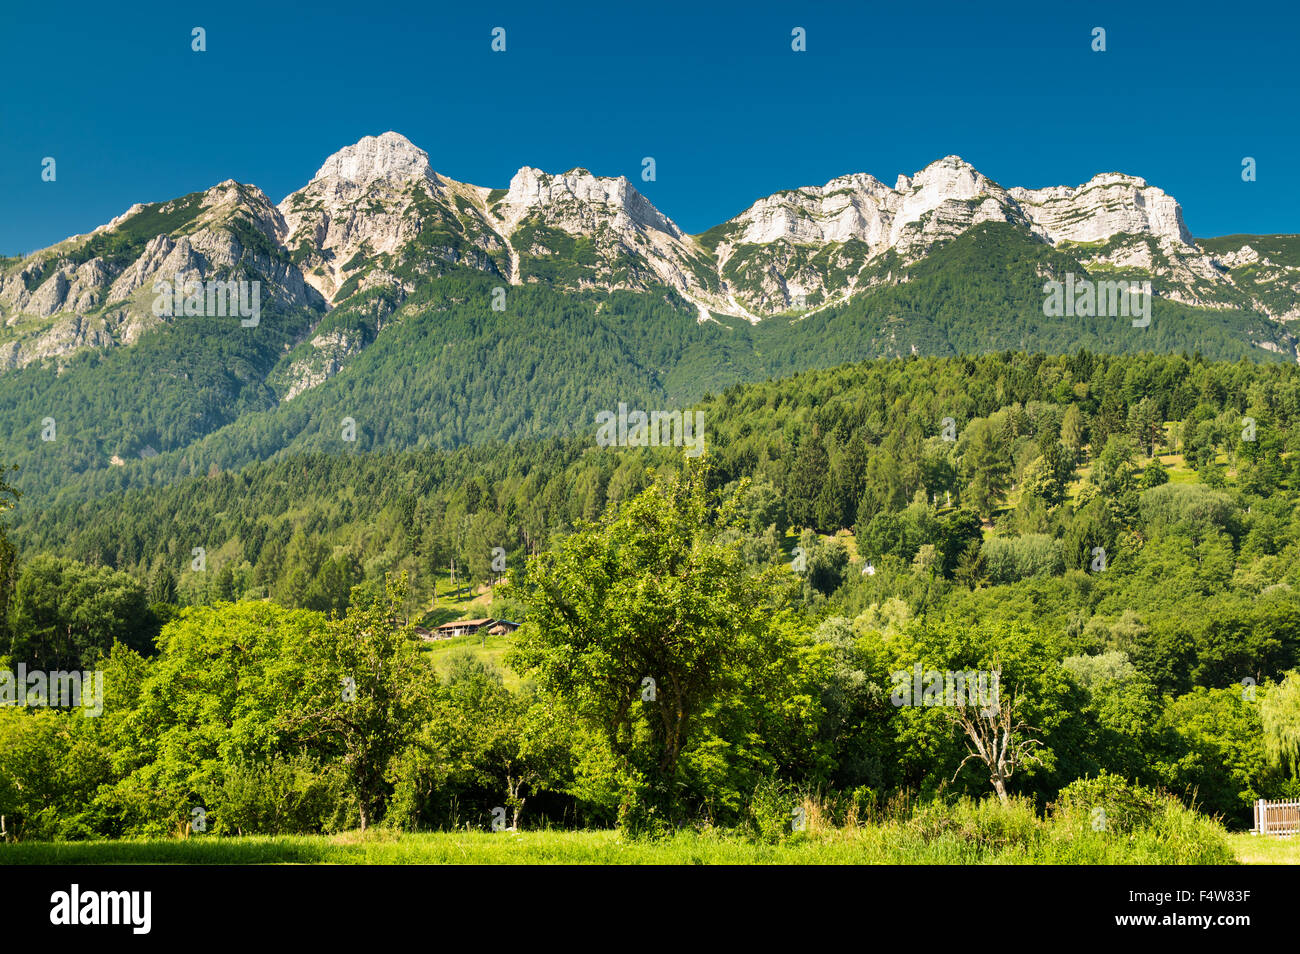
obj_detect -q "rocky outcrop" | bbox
[1009,173,1193,247]
[710,157,1215,316]
[279,132,508,302]
[492,166,727,310]
[309,130,436,187]
[499,166,683,241]
[0,180,322,371]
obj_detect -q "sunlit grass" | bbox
[417,631,520,687]
[1225,833,1300,865]
[0,799,1248,866]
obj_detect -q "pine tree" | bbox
[1061,404,1085,461]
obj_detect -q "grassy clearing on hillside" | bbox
[418,631,520,687]
[405,571,521,681]
[418,573,496,619]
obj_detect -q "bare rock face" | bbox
[279,132,507,303]
[493,166,726,313]
[500,166,683,240]
[1009,173,1194,247]
[0,180,320,371]
[726,173,894,248]
[889,157,1032,247]
[278,132,439,301]
[1218,246,1262,269]
[0,312,115,371]
[722,158,1190,261]
[309,131,436,188]
[709,157,1218,317]
[713,157,1036,315]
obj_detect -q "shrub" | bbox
[214,755,345,835]
[748,777,804,843]
[1050,773,1235,863]
[1053,773,1162,833]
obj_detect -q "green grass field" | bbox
[3,827,1292,866]
[418,631,521,687]
[1226,832,1300,865]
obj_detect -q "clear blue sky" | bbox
[2,0,1297,255]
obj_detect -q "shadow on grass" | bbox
[0,837,335,865]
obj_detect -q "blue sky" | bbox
[2,0,1297,255]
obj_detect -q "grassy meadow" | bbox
[5,798,1290,866]
[6,829,1290,866]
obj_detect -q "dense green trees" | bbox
[4,349,1300,837]
[1262,671,1300,777]
[508,467,804,828]
[6,555,157,669]
[289,575,436,829]
[0,469,16,649]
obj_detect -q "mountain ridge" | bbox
[2,132,1299,503]
[6,131,1288,369]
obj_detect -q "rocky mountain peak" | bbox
[308,131,434,189]
[277,133,463,303]
[500,166,681,239]
[895,155,983,192]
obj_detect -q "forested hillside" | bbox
[3,224,1293,507]
[3,350,1299,839]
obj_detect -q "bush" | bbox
[895,788,1235,864]
[1053,773,1162,833]
[214,755,346,835]
[1050,773,1235,864]
[747,777,804,843]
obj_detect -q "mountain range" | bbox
[2,131,1298,501]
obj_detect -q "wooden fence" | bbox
[1253,799,1300,836]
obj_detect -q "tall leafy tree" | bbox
[961,419,1011,519]
[291,573,436,829]
[509,465,794,828]
[8,555,155,669]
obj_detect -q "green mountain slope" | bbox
[1,220,1295,505]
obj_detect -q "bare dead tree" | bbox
[949,677,1043,803]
